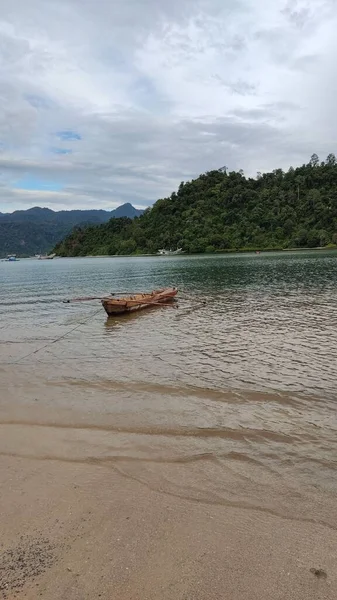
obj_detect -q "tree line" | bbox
[54,154,337,256]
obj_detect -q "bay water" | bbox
[1,252,337,529]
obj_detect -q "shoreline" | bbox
[10,246,335,260]
[56,245,337,259]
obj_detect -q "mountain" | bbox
[54,154,337,257]
[0,203,143,257]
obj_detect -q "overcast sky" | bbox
[0,0,336,212]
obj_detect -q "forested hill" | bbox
[0,203,143,257]
[54,154,337,256]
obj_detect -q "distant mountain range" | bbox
[0,203,143,257]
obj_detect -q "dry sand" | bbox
[1,445,336,600]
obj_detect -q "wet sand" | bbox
[1,449,336,600]
[1,372,337,600]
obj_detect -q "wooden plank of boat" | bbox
[101,287,178,316]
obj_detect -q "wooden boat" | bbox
[101,287,178,316]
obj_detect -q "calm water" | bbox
[1,252,337,527]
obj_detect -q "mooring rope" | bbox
[4,306,103,366]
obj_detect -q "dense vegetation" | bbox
[0,221,73,258]
[0,203,143,257]
[55,155,337,256]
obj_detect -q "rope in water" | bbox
[6,306,103,365]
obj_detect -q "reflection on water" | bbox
[1,252,337,527]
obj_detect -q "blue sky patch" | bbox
[14,176,63,192]
[57,130,81,141]
[51,147,72,155]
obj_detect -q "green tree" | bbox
[326,153,336,166]
[53,153,337,257]
[318,230,329,246]
[309,153,319,167]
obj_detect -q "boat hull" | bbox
[101,287,178,316]
[37,254,56,260]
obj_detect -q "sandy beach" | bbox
[1,447,336,600]
[1,370,336,600]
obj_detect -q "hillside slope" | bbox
[0,203,143,256]
[55,155,337,256]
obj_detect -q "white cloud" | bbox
[0,0,336,211]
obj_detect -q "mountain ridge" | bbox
[0,203,143,256]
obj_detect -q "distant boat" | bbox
[35,253,56,260]
[6,254,19,262]
[157,248,184,256]
[101,287,178,316]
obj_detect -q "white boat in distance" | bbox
[35,253,56,260]
[157,248,184,256]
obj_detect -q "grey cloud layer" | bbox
[0,0,336,210]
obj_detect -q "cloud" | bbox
[0,0,336,211]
